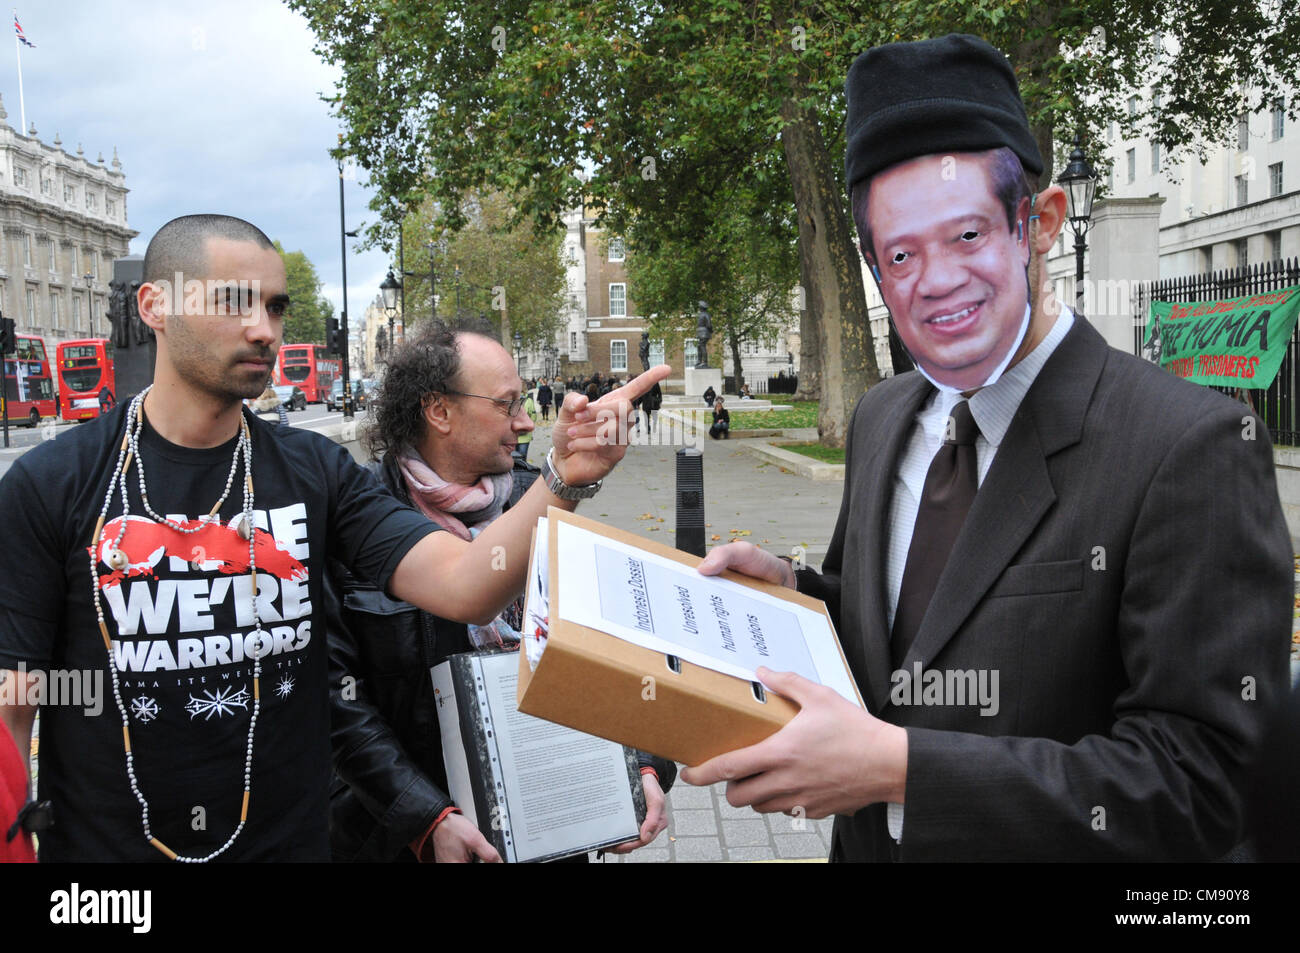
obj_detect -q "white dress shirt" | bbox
[884,307,1075,842]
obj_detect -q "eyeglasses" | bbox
[445,390,527,417]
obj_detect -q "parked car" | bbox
[327,378,367,412]
[274,384,307,412]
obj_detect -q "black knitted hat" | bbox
[844,34,1043,191]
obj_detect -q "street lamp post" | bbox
[1056,135,1098,313]
[380,269,401,363]
[83,272,95,335]
[337,146,354,420]
[513,331,523,376]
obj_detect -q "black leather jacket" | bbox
[326,454,675,862]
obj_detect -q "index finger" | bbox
[597,364,671,406]
[680,736,779,788]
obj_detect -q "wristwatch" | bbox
[541,448,602,500]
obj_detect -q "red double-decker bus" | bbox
[57,339,117,421]
[275,343,340,403]
[2,334,57,427]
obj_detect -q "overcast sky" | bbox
[6,1,388,326]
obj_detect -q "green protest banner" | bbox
[1146,285,1300,388]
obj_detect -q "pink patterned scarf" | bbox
[396,450,514,541]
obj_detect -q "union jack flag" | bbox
[14,16,34,48]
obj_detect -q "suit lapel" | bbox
[897,315,1109,675]
[856,374,931,713]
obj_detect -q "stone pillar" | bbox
[1086,196,1166,354]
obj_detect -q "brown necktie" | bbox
[892,399,980,667]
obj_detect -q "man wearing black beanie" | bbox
[686,34,1291,862]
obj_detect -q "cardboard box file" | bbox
[515,507,860,766]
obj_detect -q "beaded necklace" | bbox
[89,385,264,862]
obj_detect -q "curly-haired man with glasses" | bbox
[327,321,674,863]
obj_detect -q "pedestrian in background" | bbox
[537,378,553,422]
[515,390,538,461]
[709,397,729,440]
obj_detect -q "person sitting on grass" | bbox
[709,397,730,440]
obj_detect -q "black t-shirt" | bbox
[0,404,435,861]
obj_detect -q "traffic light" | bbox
[0,314,15,355]
[326,317,341,355]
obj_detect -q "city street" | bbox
[0,402,364,479]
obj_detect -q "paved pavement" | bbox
[522,416,845,862]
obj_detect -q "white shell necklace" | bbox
[88,385,263,862]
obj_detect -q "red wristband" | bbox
[409,806,462,862]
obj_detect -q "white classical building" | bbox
[1099,94,1298,275]
[0,94,135,344]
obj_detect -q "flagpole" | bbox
[13,9,25,134]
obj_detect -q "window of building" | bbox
[105,198,117,218]
[47,239,56,273]
[1126,148,1135,183]
[1150,140,1160,175]
[1127,95,1137,118]
[89,251,98,279]
[63,183,75,203]
[569,330,578,351]
[684,338,698,367]
[85,191,98,212]
[1270,162,1283,197]
[26,288,35,323]
[610,339,627,372]
[609,283,626,317]
[73,295,82,333]
[1235,238,1248,268]
[1107,120,1115,143]
[1237,115,1249,151]
[13,166,27,187]
[40,177,51,196]
[1271,231,1283,263]
[1152,89,1163,110]
[49,293,60,330]
[649,338,665,367]
[23,233,32,268]
[1273,99,1285,141]
[1236,174,1249,206]
[607,237,625,262]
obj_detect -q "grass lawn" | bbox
[781,441,846,464]
[687,400,819,430]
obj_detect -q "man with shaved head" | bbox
[0,214,669,862]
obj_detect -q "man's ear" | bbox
[137,281,170,333]
[423,394,453,436]
[863,250,882,284]
[1028,185,1068,257]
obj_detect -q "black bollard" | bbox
[675,446,705,557]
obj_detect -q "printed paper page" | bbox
[556,519,861,706]
[430,661,480,832]
[478,651,638,862]
[523,516,550,671]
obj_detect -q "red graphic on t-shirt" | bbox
[91,515,308,589]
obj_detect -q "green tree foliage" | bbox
[293,0,1300,443]
[626,190,798,395]
[275,241,334,345]
[396,190,566,350]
